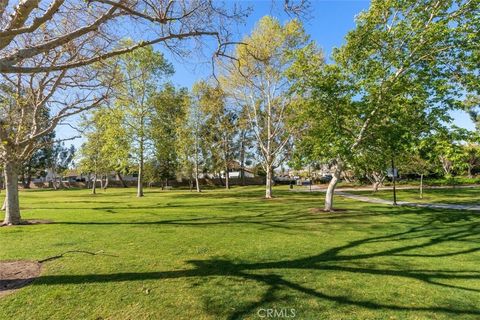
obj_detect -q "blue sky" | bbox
[57,0,475,146]
[165,0,474,130]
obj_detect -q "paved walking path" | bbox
[293,186,480,211]
[335,191,480,211]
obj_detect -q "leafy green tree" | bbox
[176,92,206,192]
[220,16,316,198]
[151,84,189,188]
[109,43,173,197]
[292,0,478,211]
[79,107,130,193]
[195,81,237,189]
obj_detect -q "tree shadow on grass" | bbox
[33,208,480,319]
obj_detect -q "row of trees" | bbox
[78,46,257,197]
[1,0,478,224]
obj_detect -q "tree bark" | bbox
[239,132,246,186]
[92,173,97,195]
[1,197,6,211]
[195,164,201,193]
[420,173,424,199]
[103,174,109,191]
[324,159,343,212]
[225,163,230,189]
[137,140,144,197]
[3,161,21,225]
[265,164,273,199]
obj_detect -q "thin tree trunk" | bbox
[240,132,246,186]
[265,164,273,199]
[194,136,201,192]
[103,175,109,191]
[325,159,343,212]
[195,163,201,193]
[420,173,424,199]
[3,161,21,225]
[225,162,230,189]
[137,140,144,197]
[468,165,473,179]
[92,173,97,195]
[1,197,6,211]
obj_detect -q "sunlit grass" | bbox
[1,186,479,319]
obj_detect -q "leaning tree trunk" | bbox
[324,159,343,212]
[265,165,273,199]
[116,172,128,188]
[3,161,21,225]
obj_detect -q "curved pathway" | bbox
[294,186,480,211]
[335,191,480,211]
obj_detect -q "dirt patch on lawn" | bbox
[0,261,41,298]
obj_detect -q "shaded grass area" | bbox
[350,187,480,205]
[1,186,479,319]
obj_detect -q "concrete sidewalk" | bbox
[335,191,480,212]
[293,186,480,211]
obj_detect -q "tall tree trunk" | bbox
[225,165,230,189]
[137,141,144,197]
[194,135,201,192]
[3,161,21,225]
[103,174,109,191]
[239,132,246,186]
[420,173,424,199]
[52,173,58,190]
[265,164,273,199]
[116,171,128,188]
[92,173,97,195]
[325,159,343,212]
[195,163,201,193]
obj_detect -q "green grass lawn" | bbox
[1,186,479,319]
[350,187,480,205]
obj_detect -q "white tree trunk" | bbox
[324,159,343,212]
[225,164,230,190]
[3,161,21,225]
[265,165,273,199]
[1,196,6,211]
[92,173,97,195]
[137,141,144,197]
[103,175,109,191]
